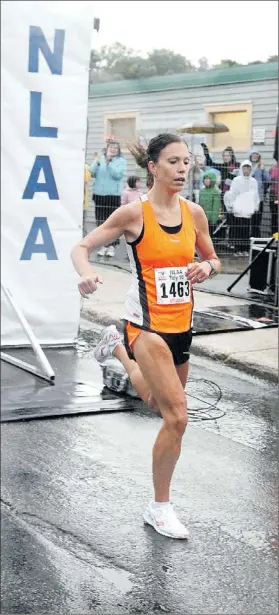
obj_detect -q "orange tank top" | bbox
[124,196,196,333]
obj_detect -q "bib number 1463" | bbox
[155,267,191,305]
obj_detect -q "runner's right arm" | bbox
[70,202,140,295]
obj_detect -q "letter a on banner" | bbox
[23,156,59,200]
[20,217,58,261]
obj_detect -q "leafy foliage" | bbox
[89,44,277,83]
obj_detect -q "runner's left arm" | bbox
[187,204,221,283]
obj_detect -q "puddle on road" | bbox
[98,567,133,593]
[196,399,277,451]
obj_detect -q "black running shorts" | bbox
[124,321,193,366]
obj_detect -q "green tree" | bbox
[214,59,241,69]
[89,43,195,82]
[100,42,133,73]
[146,48,194,76]
[89,43,272,83]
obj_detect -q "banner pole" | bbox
[1,284,55,382]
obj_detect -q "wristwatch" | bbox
[205,260,218,279]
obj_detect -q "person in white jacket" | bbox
[224,160,260,256]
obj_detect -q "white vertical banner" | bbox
[1,0,94,345]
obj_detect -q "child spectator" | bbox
[224,160,260,256]
[201,142,240,245]
[199,171,221,236]
[192,155,221,204]
[121,175,141,205]
[201,143,240,199]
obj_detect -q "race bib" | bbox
[155,267,191,305]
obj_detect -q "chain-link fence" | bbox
[188,167,277,259]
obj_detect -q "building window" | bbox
[104,113,137,151]
[204,103,252,152]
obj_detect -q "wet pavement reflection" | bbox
[1,320,278,614]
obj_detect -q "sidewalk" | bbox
[81,264,278,383]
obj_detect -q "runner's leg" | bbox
[107,330,190,538]
[132,331,188,503]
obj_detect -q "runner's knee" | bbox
[162,398,188,436]
[167,412,188,437]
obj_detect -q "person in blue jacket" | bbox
[91,137,127,257]
[249,147,270,237]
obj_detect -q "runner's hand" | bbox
[78,273,103,298]
[187,261,211,284]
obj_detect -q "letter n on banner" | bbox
[28,26,65,75]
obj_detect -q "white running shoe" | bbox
[106,246,115,258]
[94,325,122,365]
[143,502,189,539]
[97,246,107,257]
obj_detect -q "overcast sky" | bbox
[91,0,278,65]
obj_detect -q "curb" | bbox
[81,306,278,384]
[190,343,278,384]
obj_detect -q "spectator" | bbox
[201,143,240,198]
[269,160,278,236]
[90,137,127,257]
[121,175,141,205]
[201,143,240,246]
[83,163,91,237]
[192,154,221,204]
[224,160,260,256]
[249,147,270,238]
[199,171,221,237]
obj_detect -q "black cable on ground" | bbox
[186,378,225,421]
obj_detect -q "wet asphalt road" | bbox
[1,321,278,614]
